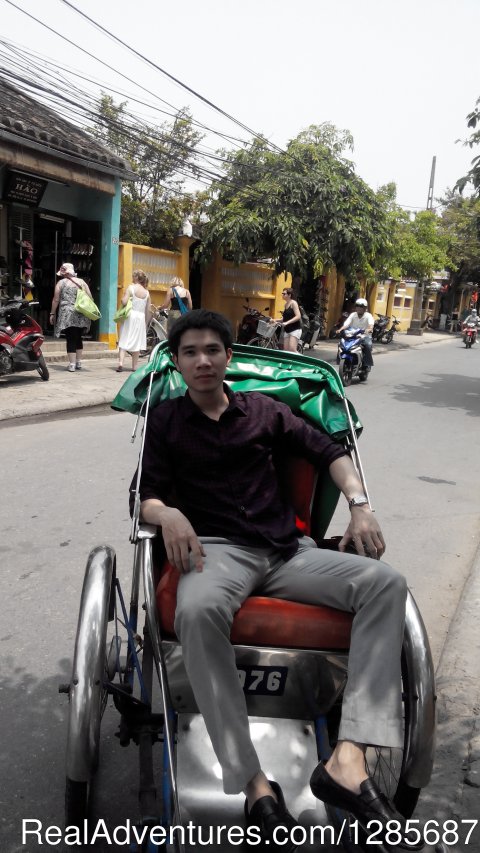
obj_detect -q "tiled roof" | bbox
[0,77,136,179]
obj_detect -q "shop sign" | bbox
[3,171,48,206]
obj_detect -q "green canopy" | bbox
[111,342,361,441]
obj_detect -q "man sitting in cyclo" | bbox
[135,309,423,852]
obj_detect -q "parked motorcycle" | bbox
[300,310,322,348]
[337,328,368,386]
[421,312,433,329]
[372,313,390,342]
[0,299,49,380]
[328,311,349,339]
[462,321,478,348]
[237,302,270,343]
[381,315,401,343]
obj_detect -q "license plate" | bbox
[237,665,287,695]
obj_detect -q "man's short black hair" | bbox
[168,309,233,355]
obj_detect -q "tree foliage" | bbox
[374,183,449,282]
[455,97,480,196]
[439,190,480,285]
[90,95,206,247]
[200,123,389,281]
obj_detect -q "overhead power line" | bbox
[59,0,283,152]
[1,0,257,151]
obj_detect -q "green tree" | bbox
[374,184,449,283]
[396,210,450,282]
[456,97,480,196]
[200,123,389,284]
[438,190,480,310]
[90,95,206,247]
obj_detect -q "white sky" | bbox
[1,0,479,210]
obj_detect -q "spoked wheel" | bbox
[381,332,393,344]
[324,620,431,853]
[339,360,353,387]
[37,355,49,380]
[247,335,277,349]
[142,327,160,357]
[64,546,116,827]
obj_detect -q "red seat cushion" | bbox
[156,563,352,651]
[155,456,352,650]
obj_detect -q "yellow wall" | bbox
[118,239,192,311]
[372,281,416,332]
[117,242,349,342]
[201,253,290,337]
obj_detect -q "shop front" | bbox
[0,78,135,346]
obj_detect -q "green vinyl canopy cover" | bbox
[111,342,362,441]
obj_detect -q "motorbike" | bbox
[0,299,49,380]
[372,313,390,342]
[462,321,478,348]
[337,328,369,386]
[300,309,322,349]
[381,315,401,343]
[237,302,270,343]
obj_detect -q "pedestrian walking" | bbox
[280,287,302,351]
[160,276,192,332]
[49,262,92,372]
[116,270,151,372]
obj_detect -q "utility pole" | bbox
[426,156,436,210]
[408,156,436,335]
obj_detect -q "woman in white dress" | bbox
[116,269,151,372]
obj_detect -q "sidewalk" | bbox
[0,329,453,424]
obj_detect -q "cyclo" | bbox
[62,341,436,851]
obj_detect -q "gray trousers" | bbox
[174,536,407,795]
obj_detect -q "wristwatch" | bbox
[348,495,369,509]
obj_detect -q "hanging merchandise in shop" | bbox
[4,171,48,206]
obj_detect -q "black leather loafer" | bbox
[310,763,424,850]
[245,780,299,852]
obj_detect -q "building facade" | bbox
[0,78,135,346]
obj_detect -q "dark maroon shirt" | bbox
[136,386,347,559]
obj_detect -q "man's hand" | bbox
[338,506,386,559]
[159,507,205,573]
[141,500,205,573]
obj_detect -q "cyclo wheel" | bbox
[339,360,352,387]
[64,546,116,827]
[324,593,435,851]
[37,354,49,381]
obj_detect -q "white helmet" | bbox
[355,298,368,307]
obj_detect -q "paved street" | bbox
[0,333,479,852]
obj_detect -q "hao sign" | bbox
[4,171,47,206]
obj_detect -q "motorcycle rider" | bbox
[462,307,479,345]
[463,307,479,327]
[336,298,375,371]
